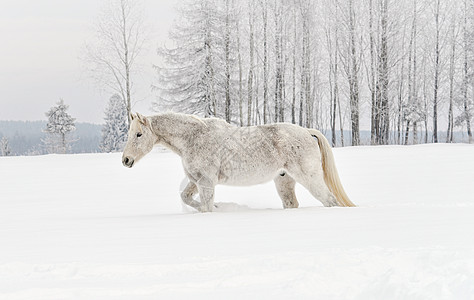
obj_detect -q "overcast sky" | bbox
[0,0,177,124]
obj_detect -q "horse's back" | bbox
[203,122,320,185]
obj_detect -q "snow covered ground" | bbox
[1,144,473,299]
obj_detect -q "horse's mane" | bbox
[162,112,235,129]
[158,112,206,127]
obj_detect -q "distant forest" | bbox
[1,119,472,157]
[0,121,101,156]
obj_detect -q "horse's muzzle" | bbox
[122,156,135,168]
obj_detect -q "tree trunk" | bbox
[376,0,389,145]
[463,0,473,143]
[447,18,456,143]
[262,0,269,124]
[369,0,377,145]
[236,14,243,126]
[291,5,297,124]
[404,120,410,145]
[120,0,132,127]
[274,0,283,123]
[224,0,231,123]
[337,89,344,147]
[302,10,312,128]
[348,0,360,145]
[432,0,441,143]
[247,3,255,126]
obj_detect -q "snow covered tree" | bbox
[402,0,423,145]
[1,136,12,156]
[324,0,343,146]
[154,0,474,145]
[446,4,460,143]
[153,0,230,119]
[456,0,473,143]
[431,0,444,143]
[43,99,76,154]
[373,0,390,145]
[338,0,361,145]
[100,94,128,152]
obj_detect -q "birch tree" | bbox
[224,0,232,123]
[457,0,473,143]
[247,0,256,126]
[446,6,459,143]
[262,0,269,124]
[273,0,284,122]
[373,0,390,145]
[84,0,146,126]
[339,0,361,145]
[431,0,442,143]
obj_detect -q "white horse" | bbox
[122,112,355,212]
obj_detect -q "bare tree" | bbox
[432,0,442,143]
[224,0,232,123]
[236,3,244,126]
[460,0,473,143]
[326,4,338,146]
[84,0,146,126]
[374,0,390,145]
[247,0,256,126]
[261,0,269,124]
[291,1,298,125]
[368,0,377,145]
[339,0,361,146]
[404,0,421,145]
[273,0,284,123]
[446,6,459,143]
[299,0,312,128]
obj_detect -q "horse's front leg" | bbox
[195,177,216,212]
[180,181,202,211]
[183,165,217,212]
[196,185,215,212]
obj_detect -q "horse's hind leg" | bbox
[180,181,201,211]
[302,175,338,207]
[274,172,299,209]
[290,169,338,207]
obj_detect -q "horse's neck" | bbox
[150,113,203,156]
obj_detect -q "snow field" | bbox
[0,144,473,299]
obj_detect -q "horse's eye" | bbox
[136,132,142,138]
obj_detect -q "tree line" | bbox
[0,120,102,156]
[153,0,474,146]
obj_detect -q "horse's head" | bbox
[122,113,156,168]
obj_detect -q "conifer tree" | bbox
[100,94,128,152]
[153,0,237,120]
[43,99,76,154]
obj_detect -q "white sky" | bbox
[0,0,177,124]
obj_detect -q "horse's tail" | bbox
[307,129,356,207]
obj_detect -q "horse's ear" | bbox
[136,113,149,127]
[130,113,135,121]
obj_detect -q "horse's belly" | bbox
[218,167,281,186]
